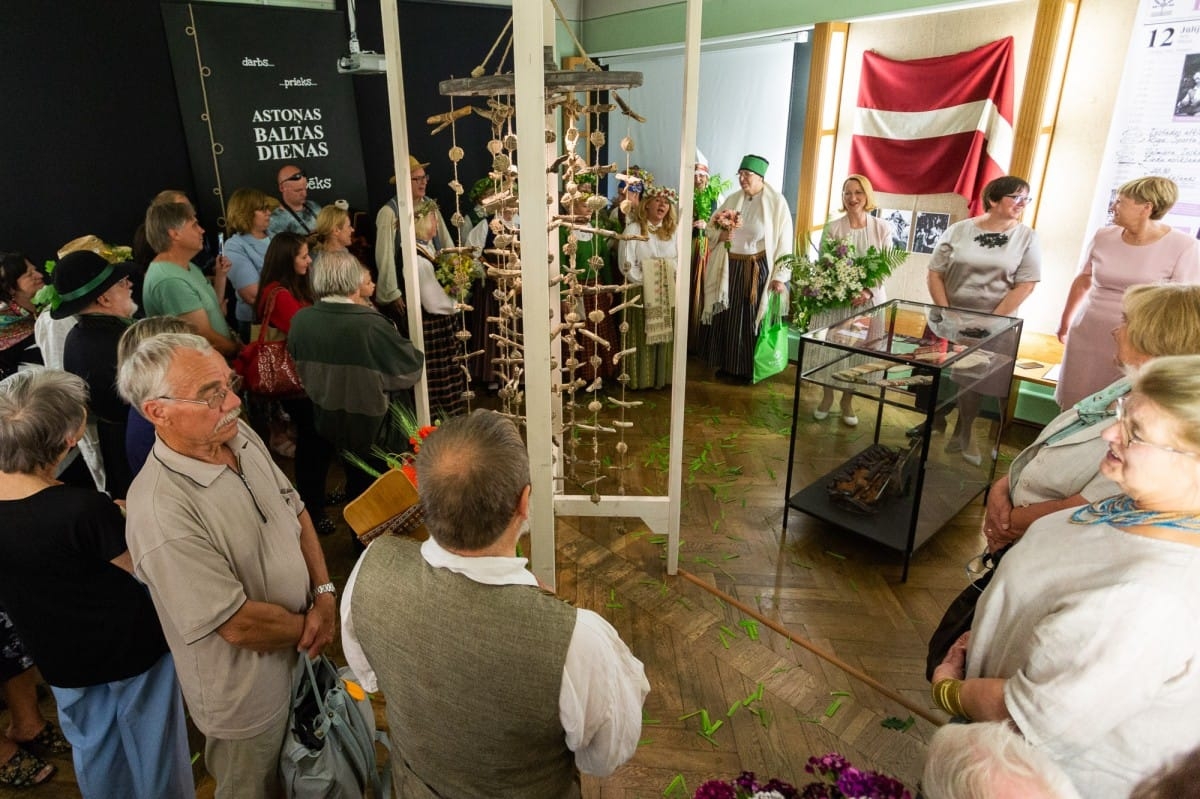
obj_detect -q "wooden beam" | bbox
[795,22,848,244]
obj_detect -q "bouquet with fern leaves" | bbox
[779,236,907,332]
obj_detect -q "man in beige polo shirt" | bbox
[118,333,336,799]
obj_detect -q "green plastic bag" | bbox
[752,294,788,384]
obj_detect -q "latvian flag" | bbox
[849,37,1015,216]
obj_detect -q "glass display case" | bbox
[781,300,1022,580]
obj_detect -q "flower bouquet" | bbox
[343,401,440,487]
[693,757,910,799]
[780,236,907,332]
[798,753,911,799]
[434,249,482,303]
[712,209,743,251]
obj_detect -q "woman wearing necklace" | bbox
[926,283,1200,679]
[1056,176,1200,409]
[700,154,793,383]
[931,354,1200,798]
[927,175,1042,465]
[618,184,680,389]
[0,253,45,378]
[810,175,894,425]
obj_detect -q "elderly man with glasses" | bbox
[268,164,323,236]
[375,155,454,321]
[117,333,336,799]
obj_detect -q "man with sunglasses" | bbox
[268,164,322,236]
[118,333,336,799]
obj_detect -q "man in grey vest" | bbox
[342,410,649,798]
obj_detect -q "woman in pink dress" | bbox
[1056,176,1200,409]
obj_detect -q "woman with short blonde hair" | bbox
[1056,175,1200,408]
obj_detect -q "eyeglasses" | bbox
[281,172,307,184]
[157,374,244,410]
[410,174,430,182]
[1005,193,1033,205]
[1114,395,1200,458]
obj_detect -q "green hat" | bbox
[738,154,769,177]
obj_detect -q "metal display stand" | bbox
[781,300,1022,580]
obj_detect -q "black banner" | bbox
[161,2,368,227]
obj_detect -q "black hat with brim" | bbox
[50,251,136,319]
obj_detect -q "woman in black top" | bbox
[0,369,194,798]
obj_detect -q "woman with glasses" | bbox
[927,175,1042,465]
[927,284,1200,678]
[931,353,1200,797]
[223,188,278,341]
[1056,176,1200,409]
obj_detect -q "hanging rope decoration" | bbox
[435,7,646,499]
[424,96,481,411]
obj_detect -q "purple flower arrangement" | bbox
[694,756,910,799]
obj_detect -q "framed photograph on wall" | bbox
[878,208,913,251]
[912,211,950,254]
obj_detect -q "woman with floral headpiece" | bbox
[413,199,466,417]
[618,184,679,389]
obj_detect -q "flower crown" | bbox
[414,198,439,221]
[644,185,678,204]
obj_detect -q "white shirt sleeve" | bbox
[416,254,458,316]
[339,553,378,692]
[559,608,649,775]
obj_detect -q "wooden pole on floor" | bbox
[679,569,944,725]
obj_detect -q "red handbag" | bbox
[234,288,305,398]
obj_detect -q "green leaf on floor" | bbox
[664,773,688,797]
[882,715,916,732]
[824,698,843,718]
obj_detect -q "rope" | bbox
[473,15,514,77]
[548,0,600,71]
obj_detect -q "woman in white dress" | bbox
[810,175,893,426]
[618,185,680,390]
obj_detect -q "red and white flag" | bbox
[849,37,1014,215]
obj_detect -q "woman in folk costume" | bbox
[618,185,680,389]
[701,154,793,382]
[412,199,466,417]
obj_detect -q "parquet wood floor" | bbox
[3,357,1040,798]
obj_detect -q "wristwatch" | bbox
[313,582,337,598]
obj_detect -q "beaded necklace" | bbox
[1070,494,1200,531]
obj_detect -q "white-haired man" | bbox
[118,333,335,799]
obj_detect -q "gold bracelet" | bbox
[931,678,971,720]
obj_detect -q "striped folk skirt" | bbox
[423,312,466,417]
[703,252,768,379]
